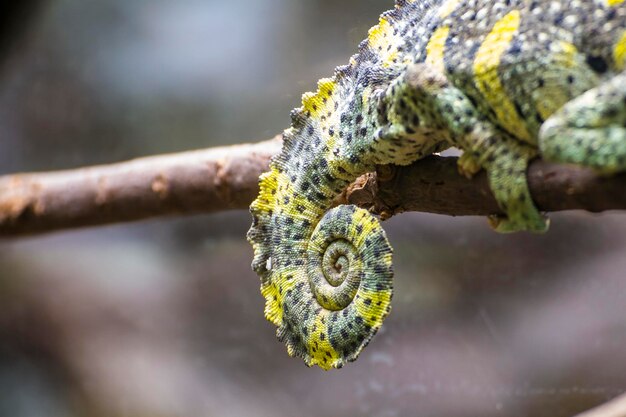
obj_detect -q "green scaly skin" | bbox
[247,0,626,370]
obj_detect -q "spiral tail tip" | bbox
[278,206,394,370]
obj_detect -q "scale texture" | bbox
[248,0,626,370]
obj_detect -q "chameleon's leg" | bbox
[380,63,547,232]
[454,118,547,233]
[478,137,547,233]
[539,72,626,174]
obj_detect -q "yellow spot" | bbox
[355,285,392,327]
[368,17,401,67]
[438,0,461,19]
[607,0,625,6]
[262,265,300,326]
[614,30,626,70]
[309,312,340,370]
[426,26,450,74]
[473,10,532,142]
[302,78,336,117]
[368,17,391,47]
[250,167,279,214]
[558,41,578,68]
[261,281,283,326]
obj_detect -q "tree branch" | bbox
[1,137,625,237]
[0,137,281,237]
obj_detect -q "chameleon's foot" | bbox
[484,144,548,233]
[540,72,626,174]
[457,151,482,178]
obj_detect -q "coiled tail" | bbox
[248,161,394,370]
[247,3,419,370]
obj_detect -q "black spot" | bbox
[586,55,609,74]
[320,333,326,341]
[535,113,545,124]
[553,12,564,25]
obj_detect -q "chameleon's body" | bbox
[248,0,626,370]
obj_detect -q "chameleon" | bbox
[247,0,626,370]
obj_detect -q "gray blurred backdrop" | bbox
[0,1,625,416]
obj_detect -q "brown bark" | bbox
[0,137,281,237]
[354,157,626,218]
[1,137,625,237]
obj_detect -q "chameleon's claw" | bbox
[488,213,549,233]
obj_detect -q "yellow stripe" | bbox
[426,26,450,74]
[473,10,531,142]
[614,30,626,70]
[608,0,625,6]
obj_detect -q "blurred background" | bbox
[0,1,625,416]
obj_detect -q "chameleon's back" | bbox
[248,0,626,370]
[408,0,626,144]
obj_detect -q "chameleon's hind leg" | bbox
[540,72,626,173]
[380,63,547,232]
